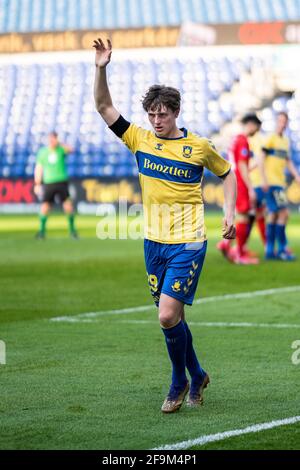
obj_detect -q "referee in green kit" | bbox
[34,131,78,239]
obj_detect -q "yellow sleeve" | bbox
[201,138,231,177]
[121,123,148,154]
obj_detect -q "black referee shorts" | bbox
[41,182,70,204]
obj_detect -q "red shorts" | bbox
[236,185,250,214]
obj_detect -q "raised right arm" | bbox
[93,38,120,126]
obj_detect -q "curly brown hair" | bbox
[142,85,181,113]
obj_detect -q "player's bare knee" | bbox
[268,212,277,224]
[278,208,289,224]
[159,310,179,329]
[63,201,73,214]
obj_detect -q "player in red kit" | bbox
[217,114,262,264]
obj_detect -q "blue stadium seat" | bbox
[1,54,299,178]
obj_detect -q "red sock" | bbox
[256,217,266,245]
[236,222,249,256]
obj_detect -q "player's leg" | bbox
[159,293,189,400]
[216,237,232,261]
[144,239,188,412]
[266,186,280,259]
[235,188,250,258]
[242,209,258,258]
[231,187,259,264]
[63,199,78,238]
[276,207,295,260]
[36,184,53,239]
[37,202,51,239]
[144,240,165,307]
[160,241,208,411]
[234,212,259,264]
[276,207,288,254]
[256,206,266,246]
[266,211,278,258]
[180,308,209,406]
[254,187,266,246]
[60,183,78,238]
[145,240,186,394]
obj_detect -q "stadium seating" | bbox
[0,55,251,178]
[1,52,299,179]
[0,0,299,33]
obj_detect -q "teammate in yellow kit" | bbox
[263,112,300,260]
[248,132,268,249]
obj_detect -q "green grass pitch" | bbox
[0,212,300,450]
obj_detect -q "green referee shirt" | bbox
[37,146,68,184]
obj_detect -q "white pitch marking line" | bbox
[152,415,300,450]
[119,320,300,329]
[49,285,300,323]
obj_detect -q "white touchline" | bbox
[49,285,300,323]
[119,320,300,329]
[152,415,300,450]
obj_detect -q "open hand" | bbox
[93,38,112,68]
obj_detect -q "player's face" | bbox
[276,114,288,134]
[247,122,260,137]
[147,105,179,137]
[48,134,58,148]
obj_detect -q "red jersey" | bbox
[229,134,251,214]
[229,134,250,191]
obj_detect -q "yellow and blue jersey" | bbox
[121,123,231,243]
[263,133,290,188]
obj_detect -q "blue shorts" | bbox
[144,239,207,307]
[254,187,266,210]
[266,186,288,213]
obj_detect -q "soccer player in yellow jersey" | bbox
[263,112,300,261]
[93,38,237,413]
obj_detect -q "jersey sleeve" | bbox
[121,123,148,154]
[201,138,231,178]
[36,148,45,165]
[109,115,146,154]
[236,136,250,161]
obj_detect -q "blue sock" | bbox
[266,223,276,256]
[184,322,206,385]
[276,224,287,254]
[162,321,187,389]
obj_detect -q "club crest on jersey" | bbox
[182,146,193,158]
[155,143,163,151]
[171,280,181,292]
